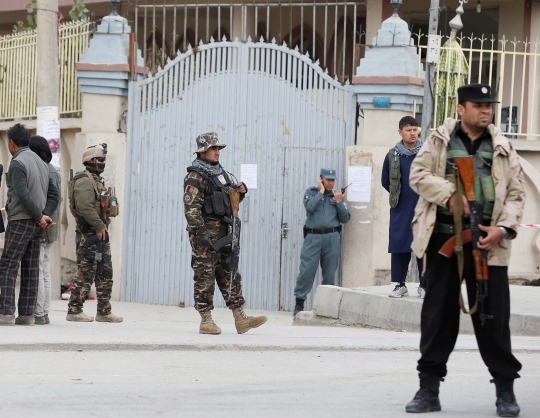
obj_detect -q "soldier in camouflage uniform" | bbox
[66,144,122,323]
[184,132,267,335]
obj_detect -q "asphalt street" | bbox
[1,350,539,418]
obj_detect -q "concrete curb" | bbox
[3,342,540,353]
[304,285,540,336]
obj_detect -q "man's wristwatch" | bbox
[498,226,510,239]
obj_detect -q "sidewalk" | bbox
[2,298,540,352]
[296,284,540,336]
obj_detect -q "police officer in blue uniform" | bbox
[293,168,351,316]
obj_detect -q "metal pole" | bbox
[36,0,61,299]
[421,0,440,140]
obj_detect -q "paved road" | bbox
[1,350,539,418]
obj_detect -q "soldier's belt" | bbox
[304,226,342,235]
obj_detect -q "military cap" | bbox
[194,132,226,154]
[82,143,107,163]
[458,83,499,104]
[320,168,336,179]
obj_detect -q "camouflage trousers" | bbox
[68,231,113,315]
[189,234,245,312]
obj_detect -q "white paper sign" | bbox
[36,106,61,168]
[347,166,372,202]
[240,164,258,190]
[37,106,59,123]
[36,119,60,140]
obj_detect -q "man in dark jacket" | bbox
[0,124,60,326]
[381,116,425,298]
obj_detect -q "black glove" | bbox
[239,182,248,194]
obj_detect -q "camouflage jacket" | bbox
[409,118,526,266]
[183,169,244,240]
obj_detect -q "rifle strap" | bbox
[453,169,478,315]
[85,170,101,198]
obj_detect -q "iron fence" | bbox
[0,19,92,121]
[416,31,540,139]
[133,1,366,82]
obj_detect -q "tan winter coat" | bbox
[409,118,526,266]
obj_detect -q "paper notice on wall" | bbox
[347,166,372,202]
[36,106,61,169]
[240,164,257,189]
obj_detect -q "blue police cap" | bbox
[320,168,336,179]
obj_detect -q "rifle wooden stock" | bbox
[438,228,473,257]
[454,156,476,201]
[229,188,240,218]
[100,193,109,222]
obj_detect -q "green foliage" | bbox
[69,0,89,21]
[13,0,37,33]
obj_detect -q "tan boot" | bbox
[199,311,221,335]
[96,313,123,323]
[66,312,94,322]
[232,307,268,334]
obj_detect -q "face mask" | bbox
[86,163,105,175]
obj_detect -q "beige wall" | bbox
[343,108,540,288]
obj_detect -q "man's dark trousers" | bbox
[418,232,521,380]
[0,220,43,316]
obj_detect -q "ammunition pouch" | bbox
[108,205,119,217]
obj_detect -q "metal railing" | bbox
[133,1,366,82]
[0,19,92,121]
[416,31,540,139]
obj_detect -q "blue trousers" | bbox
[391,252,424,286]
[294,232,341,300]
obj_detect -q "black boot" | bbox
[293,298,304,317]
[491,377,520,417]
[405,373,443,413]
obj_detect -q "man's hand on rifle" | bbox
[96,227,108,241]
[477,225,503,251]
[236,182,247,194]
[447,192,470,217]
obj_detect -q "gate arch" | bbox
[123,37,356,310]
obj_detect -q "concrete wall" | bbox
[342,109,540,288]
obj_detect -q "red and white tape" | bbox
[520,224,540,228]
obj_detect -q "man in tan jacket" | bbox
[405,84,525,417]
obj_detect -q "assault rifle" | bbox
[79,191,111,277]
[211,187,242,297]
[440,156,493,326]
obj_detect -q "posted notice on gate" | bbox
[347,166,372,202]
[241,164,258,190]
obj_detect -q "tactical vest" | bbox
[388,148,401,208]
[438,133,495,220]
[187,167,233,218]
[69,171,118,218]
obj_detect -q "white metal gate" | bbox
[122,37,356,310]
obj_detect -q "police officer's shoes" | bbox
[294,298,305,317]
[389,284,409,298]
[232,307,267,334]
[491,377,520,417]
[405,374,443,413]
[96,313,123,323]
[199,311,221,334]
[66,312,94,322]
